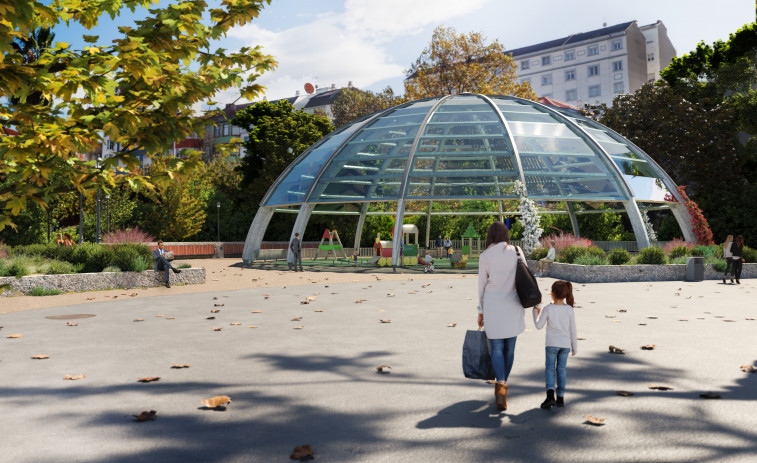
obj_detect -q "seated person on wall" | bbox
[153,240,181,288]
[63,233,76,247]
[537,240,556,277]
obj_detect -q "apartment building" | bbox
[509,20,675,107]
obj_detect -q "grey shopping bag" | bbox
[462,329,495,380]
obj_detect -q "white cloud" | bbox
[224,0,491,102]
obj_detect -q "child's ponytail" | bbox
[551,280,575,307]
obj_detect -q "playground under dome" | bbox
[243,94,695,266]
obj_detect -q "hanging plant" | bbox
[641,210,657,242]
[514,180,543,256]
[676,186,713,245]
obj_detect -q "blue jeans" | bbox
[490,337,517,382]
[545,346,570,396]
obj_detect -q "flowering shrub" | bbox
[676,186,714,245]
[540,232,592,251]
[662,238,695,254]
[102,226,155,244]
[514,181,543,256]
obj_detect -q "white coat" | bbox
[477,242,529,339]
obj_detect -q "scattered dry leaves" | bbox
[248,325,258,329]
[66,322,78,326]
[171,364,190,369]
[31,354,50,359]
[584,415,605,426]
[616,391,634,397]
[230,322,241,326]
[649,384,673,391]
[641,344,656,350]
[133,319,144,322]
[133,410,157,421]
[290,444,314,461]
[447,323,457,327]
[314,309,324,313]
[252,310,263,313]
[213,327,222,331]
[137,377,160,383]
[379,319,392,324]
[608,345,624,354]
[376,365,392,373]
[211,309,220,313]
[699,392,721,399]
[740,365,755,373]
[291,316,302,321]
[214,303,224,307]
[8,334,23,338]
[293,326,304,330]
[201,395,231,409]
[64,374,86,380]
[355,299,367,304]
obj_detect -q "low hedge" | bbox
[8,243,152,273]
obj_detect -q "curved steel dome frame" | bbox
[242,94,694,265]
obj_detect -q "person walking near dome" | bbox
[722,235,734,284]
[477,221,534,411]
[730,235,745,284]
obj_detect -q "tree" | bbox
[0,0,276,233]
[331,86,396,128]
[233,100,334,205]
[9,27,56,106]
[404,26,536,100]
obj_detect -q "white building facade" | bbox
[509,21,675,107]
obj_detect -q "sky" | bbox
[55,0,755,104]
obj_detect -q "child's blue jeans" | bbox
[545,346,570,396]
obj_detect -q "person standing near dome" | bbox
[476,221,533,410]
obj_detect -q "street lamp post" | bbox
[95,156,102,243]
[78,192,83,244]
[105,194,110,236]
[216,201,221,243]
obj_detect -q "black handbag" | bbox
[514,246,542,308]
[462,328,495,380]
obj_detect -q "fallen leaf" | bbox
[679,319,688,321]
[166,317,175,320]
[290,444,314,461]
[617,309,627,313]
[206,316,216,320]
[376,365,392,373]
[641,344,656,350]
[723,320,736,323]
[422,283,430,288]
[133,410,157,421]
[307,296,318,301]
[155,314,165,318]
[293,326,304,330]
[86,297,95,300]
[584,415,605,426]
[699,392,721,399]
[213,327,222,331]
[647,316,658,319]
[605,315,616,319]
[649,384,673,391]
[300,300,311,304]
[387,293,395,297]
[263,294,270,300]
[252,310,263,313]
[137,377,160,382]
[230,322,241,326]
[638,323,647,326]
[577,337,587,340]
[31,355,50,359]
[447,323,457,327]
[608,345,625,354]
[171,364,190,369]
[379,319,392,323]
[133,319,144,322]
[291,317,302,321]
[746,318,755,321]
[8,334,23,338]
[64,374,86,380]
[355,299,367,303]
[740,365,755,373]
[213,297,218,300]
[211,308,220,313]
[130,293,138,297]
[201,395,231,408]
[616,391,634,397]
[66,322,78,326]
[248,325,258,329]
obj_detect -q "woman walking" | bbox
[730,235,745,284]
[723,235,734,284]
[477,221,533,411]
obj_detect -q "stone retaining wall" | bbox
[534,261,756,284]
[0,268,205,296]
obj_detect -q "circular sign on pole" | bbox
[304,83,315,94]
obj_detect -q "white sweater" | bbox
[533,303,578,354]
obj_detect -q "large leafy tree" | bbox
[404,26,536,100]
[0,0,276,233]
[232,100,333,205]
[331,86,396,128]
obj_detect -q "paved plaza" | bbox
[2,272,756,462]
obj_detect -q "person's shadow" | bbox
[416,400,502,429]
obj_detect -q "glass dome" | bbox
[244,94,695,264]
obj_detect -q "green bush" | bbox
[711,259,728,273]
[131,255,152,272]
[27,286,63,296]
[558,245,585,264]
[742,246,757,263]
[6,261,29,278]
[692,245,719,258]
[44,260,82,275]
[585,246,606,258]
[637,246,667,265]
[102,266,121,273]
[669,256,688,264]
[176,262,192,269]
[668,245,690,259]
[573,254,607,265]
[608,248,631,265]
[71,243,114,273]
[110,243,152,271]
[529,247,549,260]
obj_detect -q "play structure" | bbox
[449,223,479,268]
[371,224,420,267]
[313,229,348,260]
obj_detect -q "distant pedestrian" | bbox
[289,232,304,272]
[532,280,578,409]
[722,235,734,284]
[444,236,452,257]
[730,235,745,284]
[435,235,444,258]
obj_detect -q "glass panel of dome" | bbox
[263,121,368,207]
[308,99,436,203]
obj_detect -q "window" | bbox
[223,124,230,136]
[612,61,623,72]
[214,125,221,137]
[107,140,115,150]
[231,125,241,136]
[541,74,552,85]
[521,60,530,70]
[611,40,623,51]
[613,82,624,93]
[647,53,655,61]
[542,56,551,66]
[588,85,601,98]
[587,45,599,56]
[564,70,576,81]
[648,73,656,82]
[564,50,575,61]
[565,89,577,101]
[588,65,600,76]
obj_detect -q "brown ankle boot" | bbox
[495,382,508,410]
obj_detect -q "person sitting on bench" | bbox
[153,240,181,288]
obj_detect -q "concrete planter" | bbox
[0,268,205,296]
[530,260,756,284]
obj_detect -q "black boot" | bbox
[556,396,564,407]
[540,389,556,409]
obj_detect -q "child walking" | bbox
[533,280,578,409]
